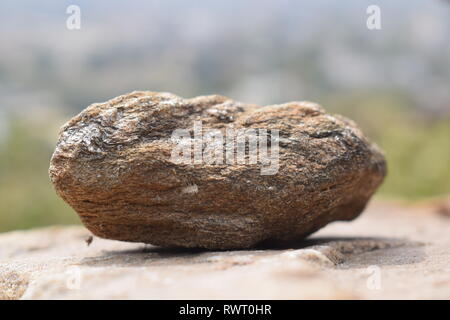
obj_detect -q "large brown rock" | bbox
[49,91,386,249]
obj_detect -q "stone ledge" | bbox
[0,201,449,299]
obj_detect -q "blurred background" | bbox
[0,0,449,232]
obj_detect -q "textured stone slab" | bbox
[0,201,449,300]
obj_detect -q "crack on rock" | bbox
[306,130,343,139]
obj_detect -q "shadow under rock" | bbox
[81,245,209,267]
[275,236,427,268]
[80,236,426,268]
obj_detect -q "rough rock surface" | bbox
[49,91,386,249]
[1,201,449,300]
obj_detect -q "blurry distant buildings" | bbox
[0,0,449,116]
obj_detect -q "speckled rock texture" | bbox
[49,91,386,249]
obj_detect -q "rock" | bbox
[1,201,449,299]
[49,91,386,249]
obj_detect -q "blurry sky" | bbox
[0,0,449,118]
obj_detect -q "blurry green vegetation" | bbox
[0,116,79,232]
[379,118,450,199]
[0,96,449,232]
[326,92,450,200]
